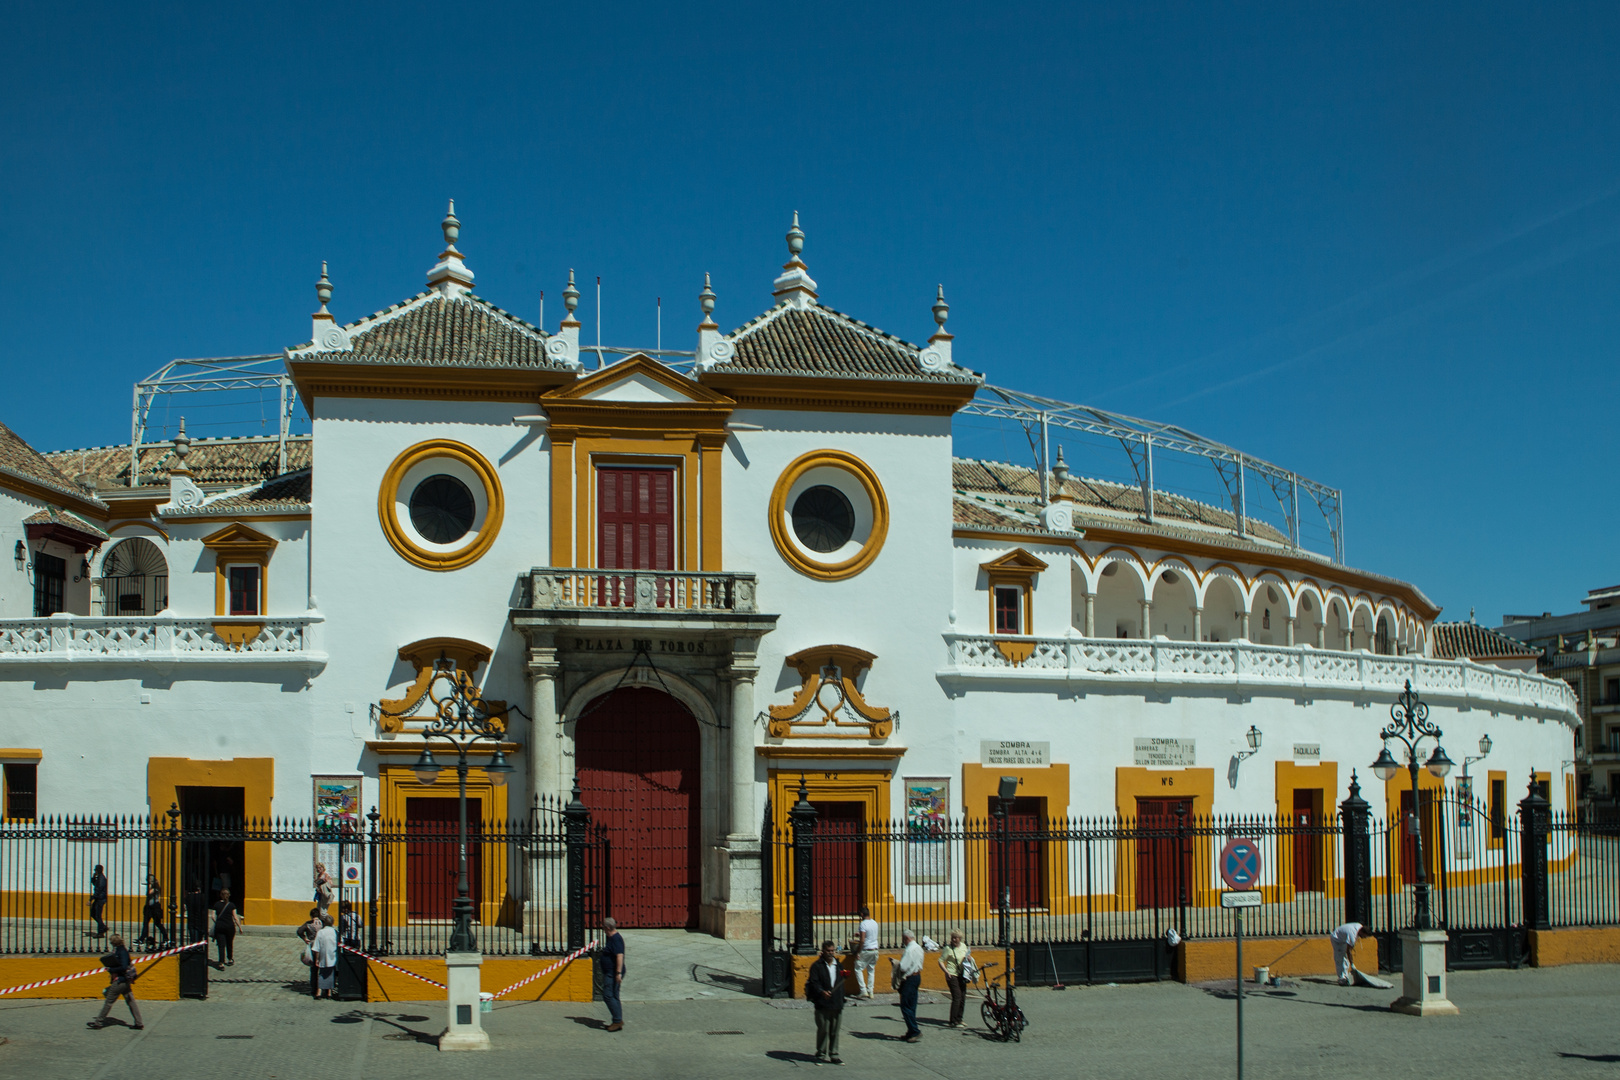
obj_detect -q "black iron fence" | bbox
[0,795,609,957]
[762,774,1619,993]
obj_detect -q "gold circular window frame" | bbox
[769,449,889,581]
[378,439,505,572]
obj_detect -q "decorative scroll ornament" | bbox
[767,644,895,739]
[374,637,506,735]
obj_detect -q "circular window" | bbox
[769,450,888,580]
[409,474,476,544]
[792,485,855,553]
[378,440,504,571]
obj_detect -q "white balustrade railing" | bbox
[943,633,1579,723]
[0,614,325,662]
[525,569,758,614]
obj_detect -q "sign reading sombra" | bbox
[1134,738,1196,766]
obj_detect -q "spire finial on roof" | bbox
[772,211,819,308]
[315,261,333,314]
[698,272,717,328]
[931,284,950,335]
[562,269,581,323]
[1052,446,1069,489]
[171,418,191,475]
[426,198,475,296]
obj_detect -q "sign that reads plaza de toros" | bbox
[1134,738,1196,767]
[980,740,1050,766]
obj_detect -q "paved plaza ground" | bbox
[3,933,1619,1080]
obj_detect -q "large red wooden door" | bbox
[811,802,865,916]
[598,468,675,603]
[576,688,700,928]
[1135,798,1191,909]
[1292,788,1324,892]
[405,797,482,920]
[989,797,1045,909]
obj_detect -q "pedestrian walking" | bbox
[137,874,167,947]
[854,905,879,998]
[182,880,207,943]
[87,933,143,1030]
[297,906,323,994]
[89,864,108,938]
[210,888,241,967]
[599,917,625,1032]
[337,899,362,950]
[312,915,338,1000]
[805,938,846,1065]
[1329,921,1368,985]
[937,929,971,1028]
[313,862,334,916]
[891,929,924,1042]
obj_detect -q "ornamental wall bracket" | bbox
[373,637,509,735]
[767,644,895,739]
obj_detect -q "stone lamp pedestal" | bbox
[440,951,491,1051]
[1390,928,1458,1016]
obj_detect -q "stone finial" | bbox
[918,283,955,370]
[426,198,475,296]
[698,272,717,328]
[1052,445,1069,489]
[315,261,333,314]
[172,418,191,469]
[562,269,581,323]
[932,284,949,333]
[772,211,819,308]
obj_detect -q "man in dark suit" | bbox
[805,938,846,1065]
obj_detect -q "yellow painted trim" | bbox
[1273,760,1341,901]
[202,522,276,617]
[0,748,43,760]
[768,449,889,581]
[698,372,977,416]
[0,954,182,1000]
[699,433,725,571]
[0,474,108,521]
[376,439,505,572]
[146,757,275,925]
[365,954,594,1002]
[1485,768,1508,851]
[1114,766,1216,909]
[287,360,576,412]
[549,428,575,566]
[756,746,904,762]
[767,768,894,926]
[378,764,515,932]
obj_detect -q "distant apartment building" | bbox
[1498,586,1620,802]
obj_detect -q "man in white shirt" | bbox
[855,906,879,998]
[892,929,925,1042]
[1329,922,1367,985]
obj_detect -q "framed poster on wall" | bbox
[312,775,363,890]
[904,778,950,885]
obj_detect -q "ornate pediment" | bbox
[375,637,505,735]
[766,644,894,740]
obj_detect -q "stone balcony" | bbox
[940,633,1580,725]
[0,613,327,665]
[521,568,758,614]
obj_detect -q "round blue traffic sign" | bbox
[1220,837,1262,890]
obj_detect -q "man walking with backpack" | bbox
[87,933,142,1030]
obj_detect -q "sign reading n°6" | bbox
[1219,837,1262,891]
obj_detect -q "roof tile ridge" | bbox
[458,292,550,340]
[726,302,791,342]
[341,290,439,335]
[805,301,922,355]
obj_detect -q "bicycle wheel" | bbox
[981,997,999,1034]
[1008,1005,1027,1042]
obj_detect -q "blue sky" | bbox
[3,2,1618,625]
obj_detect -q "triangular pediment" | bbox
[979,548,1049,574]
[544,355,733,406]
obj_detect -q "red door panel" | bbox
[811,802,865,916]
[405,797,482,921]
[576,688,700,928]
[1135,798,1191,909]
[988,797,1045,910]
[598,468,675,606]
[1292,788,1324,892]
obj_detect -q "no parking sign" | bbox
[1220,837,1262,891]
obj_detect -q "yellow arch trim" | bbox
[768,449,889,581]
[377,439,505,572]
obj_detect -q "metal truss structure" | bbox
[959,384,1345,565]
[129,355,297,487]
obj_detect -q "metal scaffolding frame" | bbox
[129,355,296,487]
[958,384,1346,565]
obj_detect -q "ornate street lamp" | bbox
[1374,680,1451,930]
[403,655,513,953]
[994,775,1018,980]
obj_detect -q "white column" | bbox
[1238,611,1251,641]
[1317,623,1327,649]
[1286,616,1296,647]
[526,639,562,803]
[1193,606,1203,642]
[1083,591,1096,637]
[1139,600,1153,639]
[727,655,759,838]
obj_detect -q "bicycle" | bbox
[969,961,1027,1042]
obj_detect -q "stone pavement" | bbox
[4,963,1620,1079]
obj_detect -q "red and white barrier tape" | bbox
[490,939,598,999]
[0,939,207,997]
[338,943,448,990]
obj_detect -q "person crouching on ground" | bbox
[806,938,846,1065]
[937,929,971,1028]
[599,917,626,1032]
[891,929,924,1042]
[1329,921,1368,985]
[88,933,142,1030]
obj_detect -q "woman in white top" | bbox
[312,915,339,999]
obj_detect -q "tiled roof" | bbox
[295,292,572,370]
[45,436,312,489]
[716,303,981,383]
[164,469,311,518]
[952,458,1290,544]
[22,506,110,542]
[0,422,103,507]
[1431,622,1540,660]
